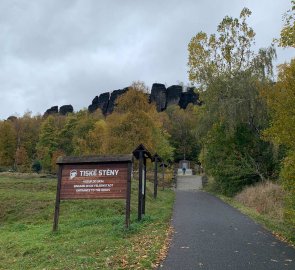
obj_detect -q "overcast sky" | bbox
[0,0,293,119]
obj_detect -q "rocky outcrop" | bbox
[88,83,200,114]
[150,83,167,112]
[106,88,129,114]
[166,85,183,107]
[44,83,201,117]
[59,105,73,115]
[44,105,73,117]
[7,116,17,122]
[88,92,110,114]
[44,106,58,116]
[178,87,200,109]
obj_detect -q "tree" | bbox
[71,110,102,155]
[58,115,78,155]
[106,83,174,161]
[11,112,42,170]
[262,60,295,148]
[15,146,30,172]
[187,8,277,195]
[36,116,59,171]
[0,121,17,167]
[87,119,108,155]
[188,8,255,86]
[115,82,151,114]
[188,7,275,87]
[165,105,200,161]
[202,123,278,196]
[276,1,295,48]
[261,59,295,231]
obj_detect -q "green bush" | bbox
[280,151,295,237]
[203,124,278,196]
[32,160,42,173]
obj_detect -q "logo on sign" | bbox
[70,170,77,179]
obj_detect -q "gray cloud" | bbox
[0,0,293,119]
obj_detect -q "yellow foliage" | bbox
[261,59,295,148]
[277,1,295,48]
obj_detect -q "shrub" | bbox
[32,160,42,173]
[280,151,295,234]
[235,181,285,220]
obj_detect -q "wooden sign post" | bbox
[133,144,152,221]
[160,162,167,191]
[53,155,133,231]
[152,153,162,199]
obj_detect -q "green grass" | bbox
[0,176,175,270]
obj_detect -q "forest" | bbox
[0,3,294,234]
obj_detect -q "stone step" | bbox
[177,169,193,175]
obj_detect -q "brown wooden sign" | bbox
[53,155,132,231]
[60,163,128,200]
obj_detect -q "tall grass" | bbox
[235,181,285,220]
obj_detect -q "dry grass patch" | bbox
[235,181,285,220]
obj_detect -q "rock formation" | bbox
[88,92,110,114]
[106,88,129,114]
[59,105,73,115]
[44,106,58,116]
[44,105,73,117]
[150,83,167,112]
[44,82,201,117]
[178,87,200,109]
[166,85,183,107]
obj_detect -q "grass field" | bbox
[0,175,175,270]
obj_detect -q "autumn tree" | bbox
[87,119,108,155]
[276,1,295,48]
[165,104,200,161]
[58,115,77,155]
[36,116,59,172]
[15,146,30,172]
[71,109,104,155]
[260,1,295,232]
[106,83,174,161]
[261,59,295,232]
[188,8,277,194]
[0,121,17,167]
[11,112,42,171]
[188,7,276,86]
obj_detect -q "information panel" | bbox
[60,163,128,199]
[53,155,133,231]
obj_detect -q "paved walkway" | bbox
[159,177,295,270]
[176,175,203,190]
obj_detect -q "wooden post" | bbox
[138,150,143,221]
[154,157,158,199]
[162,162,165,191]
[125,162,132,228]
[53,165,62,231]
[142,157,147,215]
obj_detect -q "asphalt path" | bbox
[159,177,295,270]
